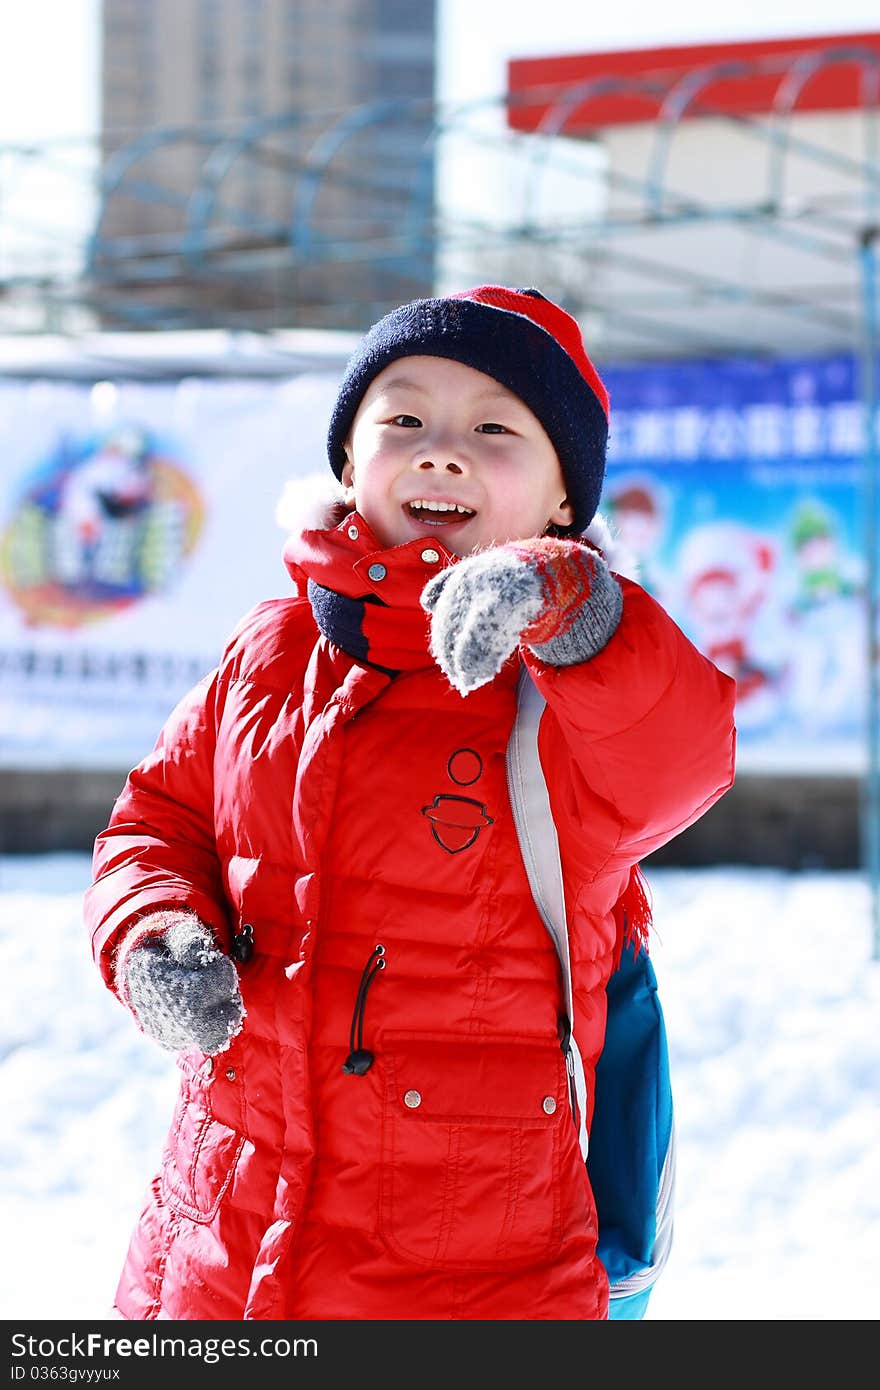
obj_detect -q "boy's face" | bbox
[341,355,574,555]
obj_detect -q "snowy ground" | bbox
[2,853,878,1322]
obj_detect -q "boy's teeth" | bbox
[410,500,474,515]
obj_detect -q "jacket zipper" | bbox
[505,692,590,1161]
[557,1013,578,1120]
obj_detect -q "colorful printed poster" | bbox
[602,352,874,772]
[0,373,342,768]
[0,353,875,773]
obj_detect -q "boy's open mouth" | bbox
[406,499,475,526]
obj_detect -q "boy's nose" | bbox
[416,458,464,475]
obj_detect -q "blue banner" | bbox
[601,353,873,773]
[0,354,873,775]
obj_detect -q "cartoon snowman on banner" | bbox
[781,500,865,739]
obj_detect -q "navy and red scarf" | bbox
[285,511,449,677]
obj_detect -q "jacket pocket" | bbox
[379,1032,568,1271]
[160,1075,245,1224]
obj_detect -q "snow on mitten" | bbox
[119,911,245,1056]
[421,536,622,695]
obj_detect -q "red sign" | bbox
[507,31,880,131]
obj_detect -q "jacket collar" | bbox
[284,513,456,672]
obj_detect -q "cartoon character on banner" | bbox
[603,474,672,604]
[53,427,153,587]
[782,499,865,736]
[674,519,783,732]
[0,424,204,629]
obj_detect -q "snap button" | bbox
[347,524,359,539]
[542,1096,557,1114]
[367,562,387,582]
[420,547,440,564]
[225,1068,236,1081]
[403,1089,422,1109]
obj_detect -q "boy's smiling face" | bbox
[341,355,574,556]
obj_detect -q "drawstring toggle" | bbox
[342,944,386,1075]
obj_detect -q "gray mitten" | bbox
[421,536,622,694]
[120,912,244,1055]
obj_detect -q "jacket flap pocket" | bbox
[161,1081,245,1224]
[384,1031,566,1124]
[378,1033,568,1269]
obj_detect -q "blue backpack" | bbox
[589,937,675,1318]
[507,669,675,1320]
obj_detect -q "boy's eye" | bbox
[391,414,422,428]
[476,422,508,434]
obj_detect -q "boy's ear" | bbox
[340,455,356,498]
[548,495,575,530]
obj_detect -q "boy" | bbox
[84,285,736,1320]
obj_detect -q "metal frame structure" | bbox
[0,41,877,952]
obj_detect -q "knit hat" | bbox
[326,285,610,536]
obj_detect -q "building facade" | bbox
[98,0,437,329]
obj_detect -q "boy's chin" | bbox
[392,511,478,553]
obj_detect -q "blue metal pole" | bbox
[859,226,880,961]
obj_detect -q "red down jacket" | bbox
[84,512,736,1321]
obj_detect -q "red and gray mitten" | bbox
[117,910,245,1055]
[421,536,623,694]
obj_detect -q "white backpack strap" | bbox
[506,665,590,1162]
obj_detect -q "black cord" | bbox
[342,944,386,1075]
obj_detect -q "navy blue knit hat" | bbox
[326,285,610,536]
